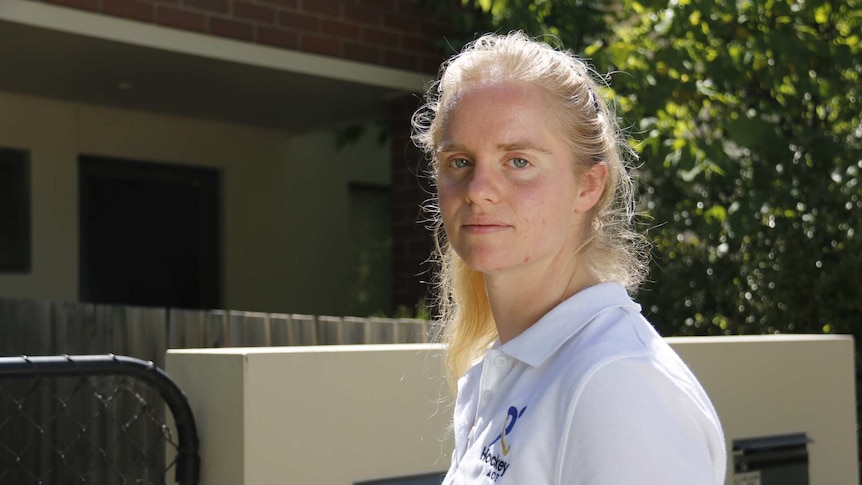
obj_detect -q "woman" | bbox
[412,32,726,484]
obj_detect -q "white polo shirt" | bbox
[441,283,726,485]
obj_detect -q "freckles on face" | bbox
[435,82,585,275]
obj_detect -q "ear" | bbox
[574,162,608,213]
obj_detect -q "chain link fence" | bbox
[0,355,199,484]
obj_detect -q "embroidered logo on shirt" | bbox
[480,405,527,481]
[488,405,527,455]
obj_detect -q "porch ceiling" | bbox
[0,19,418,132]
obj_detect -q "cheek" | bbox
[523,182,575,230]
[436,185,461,227]
[519,186,551,223]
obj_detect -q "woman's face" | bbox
[436,82,605,277]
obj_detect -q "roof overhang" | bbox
[0,0,432,132]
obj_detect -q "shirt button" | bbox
[494,355,510,368]
[481,389,493,403]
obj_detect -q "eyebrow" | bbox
[437,141,552,154]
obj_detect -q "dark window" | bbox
[0,147,30,272]
[79,155,221,309]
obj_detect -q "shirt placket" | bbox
[469,349,514,448]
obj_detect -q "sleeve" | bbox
[557,356,723,485]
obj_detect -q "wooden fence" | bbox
[0,296,434,368]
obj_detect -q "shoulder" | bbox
[569,353,717,426]
[560,308,725,455]
[539,303,726,484]
[556,351,726,484]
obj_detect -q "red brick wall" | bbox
[37,0,448,73]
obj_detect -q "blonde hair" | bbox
[412,32,648,390]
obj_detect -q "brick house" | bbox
[0,0,446,317]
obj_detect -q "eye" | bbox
[509,158,530,169]
[449,158,471,169]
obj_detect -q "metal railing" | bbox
[0,354,200,484]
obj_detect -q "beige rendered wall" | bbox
[167,344,452,485]
[0,91,390,315]
[166,335,858,485]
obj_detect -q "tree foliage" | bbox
[434,0,862,338]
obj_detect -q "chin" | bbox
[457,252,513,274]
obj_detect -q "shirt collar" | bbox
[497,282,641,368]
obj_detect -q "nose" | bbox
[465,163,500,205]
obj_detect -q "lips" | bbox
[461,219,511,234]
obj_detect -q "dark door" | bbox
[79,155,220,309]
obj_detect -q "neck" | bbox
[485,260,600,344]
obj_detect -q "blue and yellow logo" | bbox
[488,405,527,455]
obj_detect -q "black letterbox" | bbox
[355,472,445,485]
[732,433,811,485]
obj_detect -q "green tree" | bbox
[435,0,862,338]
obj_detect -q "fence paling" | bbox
[343,316,369,345]
[0,354,200,485]
[269,313,291,346]
[290,313,318,345]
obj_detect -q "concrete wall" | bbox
[0,91,390,315]
[166,335,858,485]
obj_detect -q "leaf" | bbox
[704,205,728,224]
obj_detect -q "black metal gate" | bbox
[0,354,200,484]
